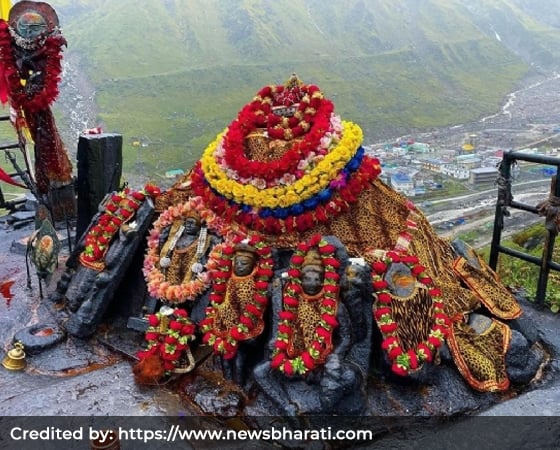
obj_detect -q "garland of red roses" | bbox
[199,234,274,359]
[137,308,196,375]
[371,250,451,376]
[0,21,65,113]
[79,183,161,271]
[191,154,380,235]
[222,83,334,182]
[270,234,341,376]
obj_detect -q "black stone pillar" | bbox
[76,133,122,241]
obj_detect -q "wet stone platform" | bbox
[1,215,559,449]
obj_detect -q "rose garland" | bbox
[200,121,363,209]
[199,234,274,359]
[0,21,65,113]
[270,234,341,376]
[222,83,334,182]
[216,113,344,190]
[137,308,196,375]
[371,251,451,376]
[79,184,161,271]
[191,150,380,234]
[143,196,227,304]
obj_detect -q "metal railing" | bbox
[0,115,29,211]
[489,150,560,304]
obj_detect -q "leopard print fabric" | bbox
[447,320,511,392]
[213,275,264,340]
[287,292,336,364]
[165,241,199,286]
[245,131,302,162]
[453,256,522,320]
[154,170,194,213]
[389,288,434,351]
[292,297,322,355]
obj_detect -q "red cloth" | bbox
[0,165,26,188]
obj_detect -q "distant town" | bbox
[364,128,560,198]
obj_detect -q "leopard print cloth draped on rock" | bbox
[159,222,210,287]
[447,319,511,392]
[287,292,336,365]
[156,170,521,391]
[453,256,522,320]
[213,274,265,341]
[389,288,434,351]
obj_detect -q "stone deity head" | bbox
[233,241,258,277]
[301,249,324,296]
[184,211,202,236]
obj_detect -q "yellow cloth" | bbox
[0,0,11,21]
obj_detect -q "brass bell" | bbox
[2,342,26,371]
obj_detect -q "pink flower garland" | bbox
[143,196,226,304]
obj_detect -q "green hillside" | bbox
[38,0,560,180]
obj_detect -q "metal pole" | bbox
[535,173,560,304]
[489,153,512,270]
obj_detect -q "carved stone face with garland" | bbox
[183,216,201,237]
[232,243,258,277]
[300,250,325,296]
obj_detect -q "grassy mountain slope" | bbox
[42,0,560,179]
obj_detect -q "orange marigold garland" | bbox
[270,234,341,376]
[137,307,196,375]
[199,234,273,359]
[371,251,451,376]
[79,184,161,271]
[143,196,226,304]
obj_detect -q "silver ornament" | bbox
[160,256,171,268]
[191,262,204,274]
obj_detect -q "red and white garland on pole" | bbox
[200,234,274,359]
[371,250,451,376]
[270,234,341,376]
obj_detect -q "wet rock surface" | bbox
[0,219,191,417]
[1,216,559,449]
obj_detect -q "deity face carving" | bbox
[184,217,201,236]
[16,12,48,39]
[233,253,255,277]
[301,266,324,296]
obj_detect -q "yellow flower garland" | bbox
[200,121,363,209]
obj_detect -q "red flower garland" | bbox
[0,20,65,113]
[270,234,341,376]
[137,308,196,375]
[191,154,381,235]
[371,251,450,376]
[79,184,161,271]
[199,234,273,359]
[221,83,334,182]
